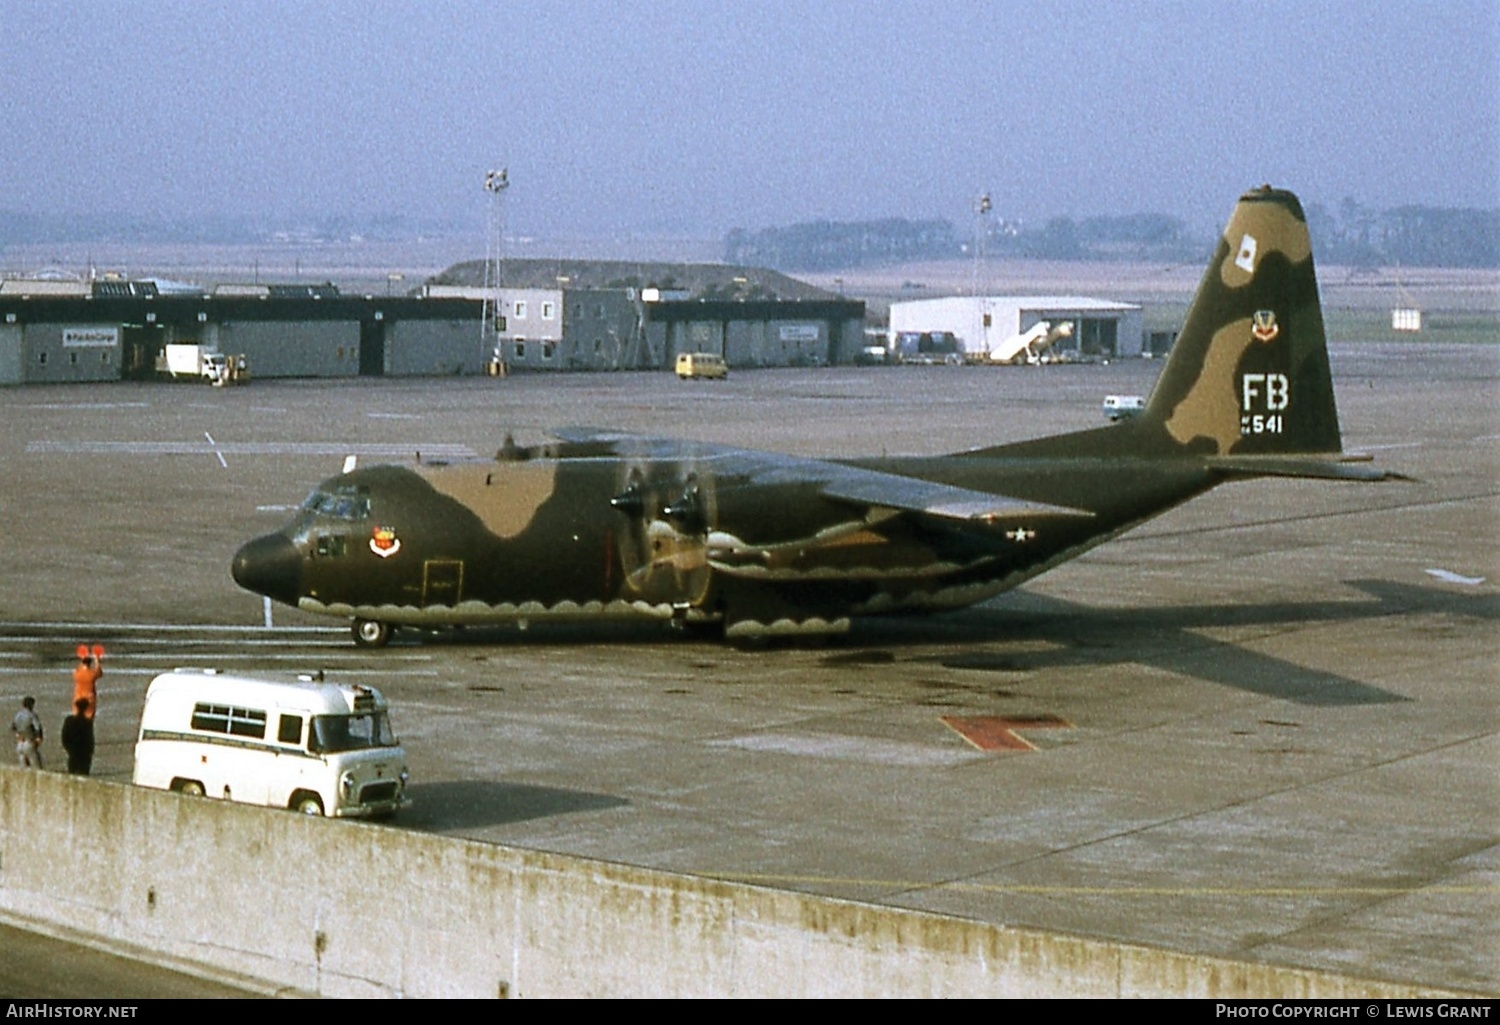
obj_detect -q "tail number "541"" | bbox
[1241,373,1288,434]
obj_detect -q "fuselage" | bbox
[231,441,1218,641]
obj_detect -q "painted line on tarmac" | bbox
[0,648,434,661]
[204,430,228,468]
[0,664,441,677]
[0,636,351,647]
[0,645,435,662]
[17,401,152,410]
[0,621,340,633]
[26,441,478,458]
[709,873,1500,897]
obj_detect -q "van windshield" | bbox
[308,712,398,753]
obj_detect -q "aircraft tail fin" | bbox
[1141,185,1343,457]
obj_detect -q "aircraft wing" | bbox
[814,472,1088,523]
[551,426,1092,526]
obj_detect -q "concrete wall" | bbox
[0,769,1456,999]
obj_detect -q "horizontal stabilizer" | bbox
[1205,455,1412,482]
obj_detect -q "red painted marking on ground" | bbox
[941,714,1072,752]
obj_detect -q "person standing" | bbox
[73,649,102,721]
[12,696,44,769]
[61,698,95,776]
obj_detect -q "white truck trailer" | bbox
[157,344,249,385]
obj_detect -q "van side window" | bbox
[277,714,304,745]
[190,703,267,739]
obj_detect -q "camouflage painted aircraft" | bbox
[233,187,1399,647]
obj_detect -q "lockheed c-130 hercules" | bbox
[232,187,1401,648]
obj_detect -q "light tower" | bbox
[971,191,992,297]
[481,167,510,363]
[973,191,992,357]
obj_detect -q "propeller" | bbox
[610,461,715,606]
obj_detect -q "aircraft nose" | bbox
[231,533,303,606]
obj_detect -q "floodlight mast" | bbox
[481,167,510,360]
[973,191,992,362]
[972,191,991,298]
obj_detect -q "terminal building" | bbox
[888,295,1144,361]
[0,260,864,384]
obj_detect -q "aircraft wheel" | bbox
[352,619,392,648]
[292,794,324,816]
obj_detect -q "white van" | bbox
[133,669,410,818]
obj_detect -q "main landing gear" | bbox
[352,619,393,648]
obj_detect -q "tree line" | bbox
[724,203,1499,271]
[1305,200,1498,269]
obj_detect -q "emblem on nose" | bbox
[370,526,402,558]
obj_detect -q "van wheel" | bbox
[175,780,205,797]
[292,794,324,816]
[352,619,392,648]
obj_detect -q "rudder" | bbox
[1144,186,1342,456]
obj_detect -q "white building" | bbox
[888,295,1143,361]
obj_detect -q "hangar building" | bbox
[0,260,865,383]
[0,278,483,384]
[888,295,1143,361]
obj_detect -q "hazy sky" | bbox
[3,0,1496,238]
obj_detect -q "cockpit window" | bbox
[301,488,371,521]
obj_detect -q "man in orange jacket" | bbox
[72,648,102,721]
